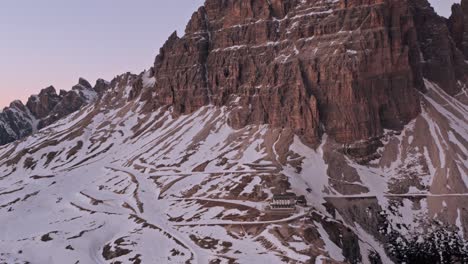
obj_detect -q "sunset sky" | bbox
[0,0,459,108]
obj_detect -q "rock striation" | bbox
[144,0,424,145]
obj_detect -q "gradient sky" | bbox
[0,0,458,108]
[0,0,204,108]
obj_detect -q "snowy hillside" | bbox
[0,73,466,264]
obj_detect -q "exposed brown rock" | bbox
[148,0,427,145]
[26,86,61,119]
[38,89,87,129]
[94,78,111,95]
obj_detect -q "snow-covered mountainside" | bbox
[0,0,467,263]
[0,75,466,263]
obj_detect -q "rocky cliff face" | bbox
[0,78,108,146]
[135,0,468,152]
[449,0,468,60]
[3,0,465,154]
[410,0,468,96]
[138,0,466,148]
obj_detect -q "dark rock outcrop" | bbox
[26,86,62,119]
[0,100,36,145]
[410,0,468,96]
[449,0,468,60]
[94,79,111,95]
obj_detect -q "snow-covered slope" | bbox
[0,72,466,263]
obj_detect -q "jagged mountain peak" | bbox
[8,100,26,110]
[0,77,111,146]
[77,77,93,89]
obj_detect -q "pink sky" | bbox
[0,0,204,109]
[0,0,458,109]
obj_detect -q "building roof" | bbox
[272,193,297,200]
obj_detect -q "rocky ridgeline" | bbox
[0,78,109,145]
[2,0,468,157]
